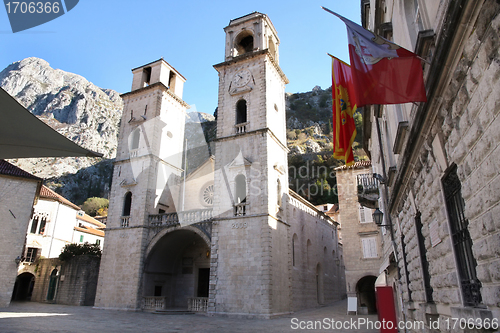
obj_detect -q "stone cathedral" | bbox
[95,12,345,317]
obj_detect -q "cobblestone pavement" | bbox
[0,299,379,333]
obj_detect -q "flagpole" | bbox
[416,55,431,65]
[323,5,431,66]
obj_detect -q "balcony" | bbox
[357,173,379,208]
[120,216,130,227]
[235,122,249,134]
[234,203,247,216]
[148,209,213,227]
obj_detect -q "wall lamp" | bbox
[373,208,391,227]
[373,173,387,184]
[15,256,22,265]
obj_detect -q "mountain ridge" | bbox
[1,57,363,205]
[1,57,122,178]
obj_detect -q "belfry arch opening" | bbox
[143,228,210,309]
[236,100,247,124]
[123,192,132,216]
[234,31,254,56]
[235,174,246,203]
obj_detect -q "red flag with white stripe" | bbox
[322,7,427,107]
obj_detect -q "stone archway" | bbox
[143,227,211,310]
[11,272,35,301]
[356,275,377,314]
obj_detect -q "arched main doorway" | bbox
[356,275,377,314]
[143,228,210,309]
[11,273,35,301]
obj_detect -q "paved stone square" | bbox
[0,299,378,333]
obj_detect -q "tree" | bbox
[59,242,102,261]
[81,197,109,217]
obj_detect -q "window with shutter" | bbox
[359,205,373,223]
[361,237,378,258]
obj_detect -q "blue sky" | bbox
[0,0,361,115]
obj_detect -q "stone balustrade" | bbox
[143,296,168,311]
[235,122,249,134]
[148,209,213,227]
[234,203,247,216]
[187,297,208,312]
[120,216,130,227]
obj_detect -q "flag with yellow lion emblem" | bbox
[331,55,357,166]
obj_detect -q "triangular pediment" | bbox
[120,178,137,187]
[228,151,252,169]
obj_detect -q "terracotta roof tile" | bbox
[74,225,105,237]
[77,213,106,228]
[0,160,41,181]
[334,160,372,171]
[40,185,81,211]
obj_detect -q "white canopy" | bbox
[0,87,102,159]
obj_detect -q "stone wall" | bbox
[389,0,500,326]
[0,175,40,308]
[31,256,100,306]
[336,164,383,308]
[56,255,100,306]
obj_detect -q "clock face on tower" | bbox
[232,69,252,88]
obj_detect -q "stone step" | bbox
[152,309,195,315]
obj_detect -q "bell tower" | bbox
[95,59,188,310]
[210,12,291,317]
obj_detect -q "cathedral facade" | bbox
[95,12,345,317]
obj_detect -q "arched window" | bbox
[38,216,47,235]
[235,31,254,56]
[130,128,140,150]
[235,174,246,203]
[30,216,39,234]
[236,100,247,124]
[123,192,132,216]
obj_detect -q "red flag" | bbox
[323,7,427,107]
[331,55,357,166]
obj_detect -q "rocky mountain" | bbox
[1,57,364,206]
[0,57,122,178]
[186,111,215,124]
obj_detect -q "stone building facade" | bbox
[361,0,500,329]
[95,12,345,317]
[13,185,105,303]
[335,161,383,314]
[0,160,42,308]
